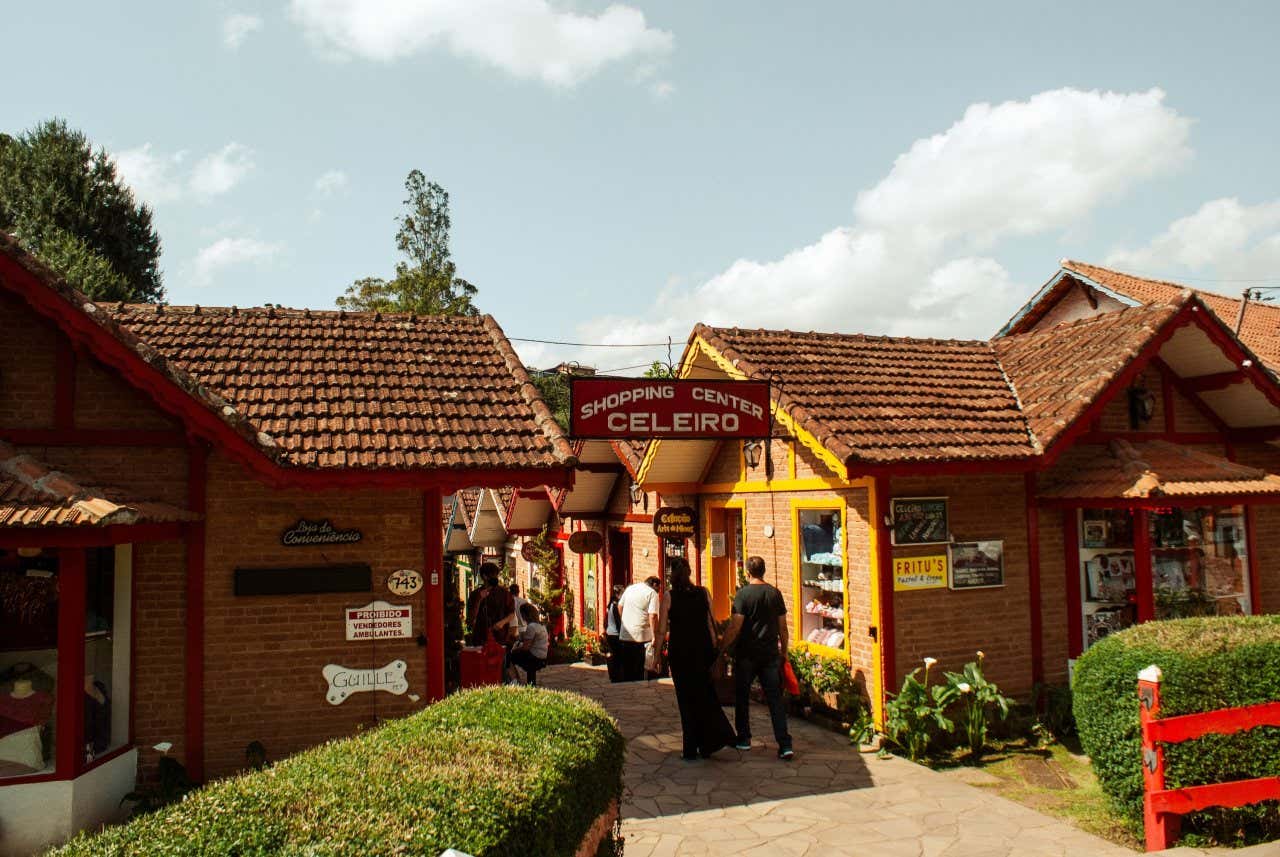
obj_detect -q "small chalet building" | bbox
[0,235,574,854]
[624,262,1280,726]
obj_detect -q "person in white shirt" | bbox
[509,583,529,633]
[509,604,549,685]
[616,576,661,682]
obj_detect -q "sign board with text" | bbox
[345,601,413,641]
[892,555,948,591]
[654,506,697,539]
[569,378,771,439]
[949,541,1005,590]
[890,497,949,546]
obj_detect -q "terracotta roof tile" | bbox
[1038,439,1280,499]
[0,441,197,528]
[694,325,1038,465]
[994,301,1182,451]
[1059,261,1280,370]
[611,440,647,479]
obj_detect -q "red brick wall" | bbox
[75,356,179,431]
[1231,443,1280,614]
[19,445,189,507]
[132,539,188,778]
[1037,508,1069,686]
[201,452,428,779]
[0,290,58,427]
[889,474,1034,697]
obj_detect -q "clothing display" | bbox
[798,509,846,649]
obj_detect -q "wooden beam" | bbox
[1184,370,1245,393]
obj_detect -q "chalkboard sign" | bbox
[235,564,372,596]
[891,497,948,545]
[948,541,1004,590]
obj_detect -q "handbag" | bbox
[782,660,801,696]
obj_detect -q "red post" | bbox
[1139,665,1179,851]
[424,487,445,702]
[55,548,87,779]
[1065,509,1082,657]
[874,475,896,702]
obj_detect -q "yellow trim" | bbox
[867,477,885,729]
[789,497,852,664]
[702,498,746,615]
[794,639,846,660]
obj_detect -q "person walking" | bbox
[616,576,660,682]
[654,557,736,759]
[718,556,793,760]
[466,564,516,647]
[604,584,626,683]
[509,583,529,634]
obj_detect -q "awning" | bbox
[0,441,197,528]
[1038,439,1280,501]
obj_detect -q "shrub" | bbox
[787,649,861,715]
[50,687,624,857]
[1073,616,1280,844]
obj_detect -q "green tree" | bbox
[337,170,478,315]
[530,371,571,431]
[0,119,163,302]
[643,361,675,378]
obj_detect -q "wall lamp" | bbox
[743,440,765,470]
[629,482,644,506]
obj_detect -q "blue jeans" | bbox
[734,653,792,751]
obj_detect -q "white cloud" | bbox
[113,144,188,206]
[193,237,283,286]
[526,88,1193,371]
[190,143,256,198]
[313,169,349,196]
[1106,197,1280,279]
[223,13,264,49]
[288,0,673,87]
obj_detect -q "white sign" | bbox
[386,569,423,597]
[709,533,726,557]
[345,600,413,641]
[323,660,409,705]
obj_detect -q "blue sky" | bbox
[7,1,1280,371]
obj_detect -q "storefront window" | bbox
[1080,509,1138,647]
[85,547,129,763]
[584,552,598,631]
[1150,506,1250,619]
[0,549,58,780]
[798,508,845,650]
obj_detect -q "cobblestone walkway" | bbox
[541,664,1278,857]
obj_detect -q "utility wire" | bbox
[508,336,678,347]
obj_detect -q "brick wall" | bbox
[201,452,428,779]
[1231,443,1280,614]
[131,539,188,779]
[1037,508,1069,685]
[0,291,58,427]
[20,445,189,507]
[889,474,1034,697]
[75,355,180,430]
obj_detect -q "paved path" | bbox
[541,664,1280,857]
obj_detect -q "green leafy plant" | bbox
[120,756,193,818]
[883,657,956,762]
[943,651,1012,762]
[569,626,602,660]
[1031,682,1076,742]
[54,687,625,857]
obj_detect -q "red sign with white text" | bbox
[569,378,771,439]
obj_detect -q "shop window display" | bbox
[583,552,598,631]
[1080,509,1138,647]
[0,549,58,779]
[1149,506,1250,619]
[798,508,845,650]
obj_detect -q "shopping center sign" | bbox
[569,378,771,439]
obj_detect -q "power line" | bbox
[594,361,664,375]
[508,336,677,348]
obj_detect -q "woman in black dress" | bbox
[654,557,736,759]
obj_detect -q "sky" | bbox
[6,1,1280,373]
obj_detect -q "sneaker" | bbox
[778,748,795,761]
[734,741,752,751]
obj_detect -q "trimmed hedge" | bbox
[1074,616,1280,843]
[50,686,624,857]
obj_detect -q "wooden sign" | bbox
[281,519,362,547]
[567,530,603,554]
[949,541,1005,590]
[569,378,771,439]
[891,497,948,545]
[654,506,697,539]
[520,541,537,562]
[385,569,423,597]
[323,659,409,705]
[234,564,371,596]
[345,601,413,641]
[892,555,948,591]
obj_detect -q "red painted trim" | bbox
[1150,700,1280,745]
[0,522,186,548]
[1184,370,1245,392]
[56,548,87,779]
[1074,431,1222,445]
[1162,366,1175,434]
[607,513,653,524]
[576,462,624,474]
[425,487,445,702]
[1039,494,1280,510]
[1134,509,1154,622]
[1024,472,1043,687]
[184,442,207,783]
[128,544,137,747]
[874,476,896,704]
[0,428,186,447]
[1154,358,1231,434]
[0,771,60,787]
[1245,505,1262,614]
[1065,509,1082,658]
[55,338,76,430]
[1190,307,1280,412]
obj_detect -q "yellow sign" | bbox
[893,555,948,591]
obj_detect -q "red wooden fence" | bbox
[1138,665,1280,852]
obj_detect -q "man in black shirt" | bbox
[718,556,793,759]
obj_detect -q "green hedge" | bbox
[50,687,624,857]
[1074,616,1280,843]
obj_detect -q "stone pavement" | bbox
[541,664,1280,857]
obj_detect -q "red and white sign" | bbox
[570,378,771,439]
[345,600,413,641]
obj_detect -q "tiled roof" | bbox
[1038,439,1280,499]
[612,440,647,479]
[1060,261,1280,369]
[0,441,196,528]
[994,302,1181,450]
[0,232,575,474]
[458,488,479,526]
[694,325,1038,465]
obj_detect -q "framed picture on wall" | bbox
[1082,520,1109,548]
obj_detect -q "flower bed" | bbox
[49,686,624,857]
